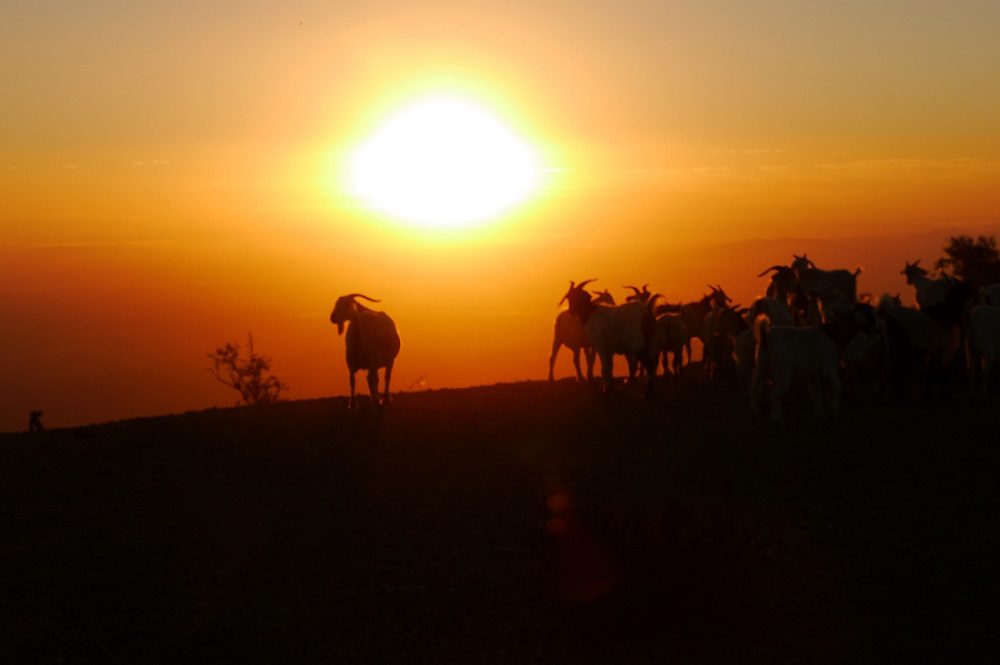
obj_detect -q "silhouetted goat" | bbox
[330,293,401,409]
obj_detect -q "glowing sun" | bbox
[346,96,541,229]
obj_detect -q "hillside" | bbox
[2,380,998,664]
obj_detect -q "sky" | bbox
[2,1,1000,430]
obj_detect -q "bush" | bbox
[935,234,1000,288]
[208,333,288,406]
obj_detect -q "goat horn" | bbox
[623,285,641,294]
[757,265,784,276]
[577,278,597,290]
[707,284,718,292]
[344,293,381,302]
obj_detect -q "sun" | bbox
[345,96,541,229]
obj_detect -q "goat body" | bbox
[752,305,874,423]
[967,305,1000,402]
[549,311,595,382]
[901,260,951,310]
[884,305,961,401]
[747,297,793,327]
[549,289,614,382]
[330,295,401,409]
[752,320,842,424]
[792,254,860,303]
[652,313,687,379]
[566,281,657,395]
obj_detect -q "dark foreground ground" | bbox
[2,377,999,664]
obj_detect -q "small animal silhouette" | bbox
[29,410,45,432]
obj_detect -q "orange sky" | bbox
[2,1,1000,430]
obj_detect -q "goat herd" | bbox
[330,254,1000,423]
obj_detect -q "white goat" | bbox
[329,293,401,409]
[751,305,875,424]
[549,285,615,382]
[900,259,952,309]
[967,305,1000,403]
[565,279,658,396]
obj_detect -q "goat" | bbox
[842,329,887,400]
[751,304,875,424]
[652,313,688,380]
[564,279,658,396]
[758,265,797,305]
[983,284,1000,306]
[901,259,951,309]
[735,328,756,386]
[967,305,1000,403]
[791,253,861,305]
[702,304,749,379]
[623,284,653,303]
[883,281,974,401]
[656,286,729,365]
[841,293,900,399]
[737,297,792,385]
[549,284,615,383]
[329,293,401,409]
[747,296,793,327]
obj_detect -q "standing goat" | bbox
[884,281,974,402]
[751,304,875,424]
[657,286,729,365]
[564,279,658,396]
[791,254,861,315]
[758,265,797,305]
[652,313,688,380]
[736,297,792,385]
[901,259,952,309]
[329,294,401,409]
[967,305,1000,403]
[549,285,615,382]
